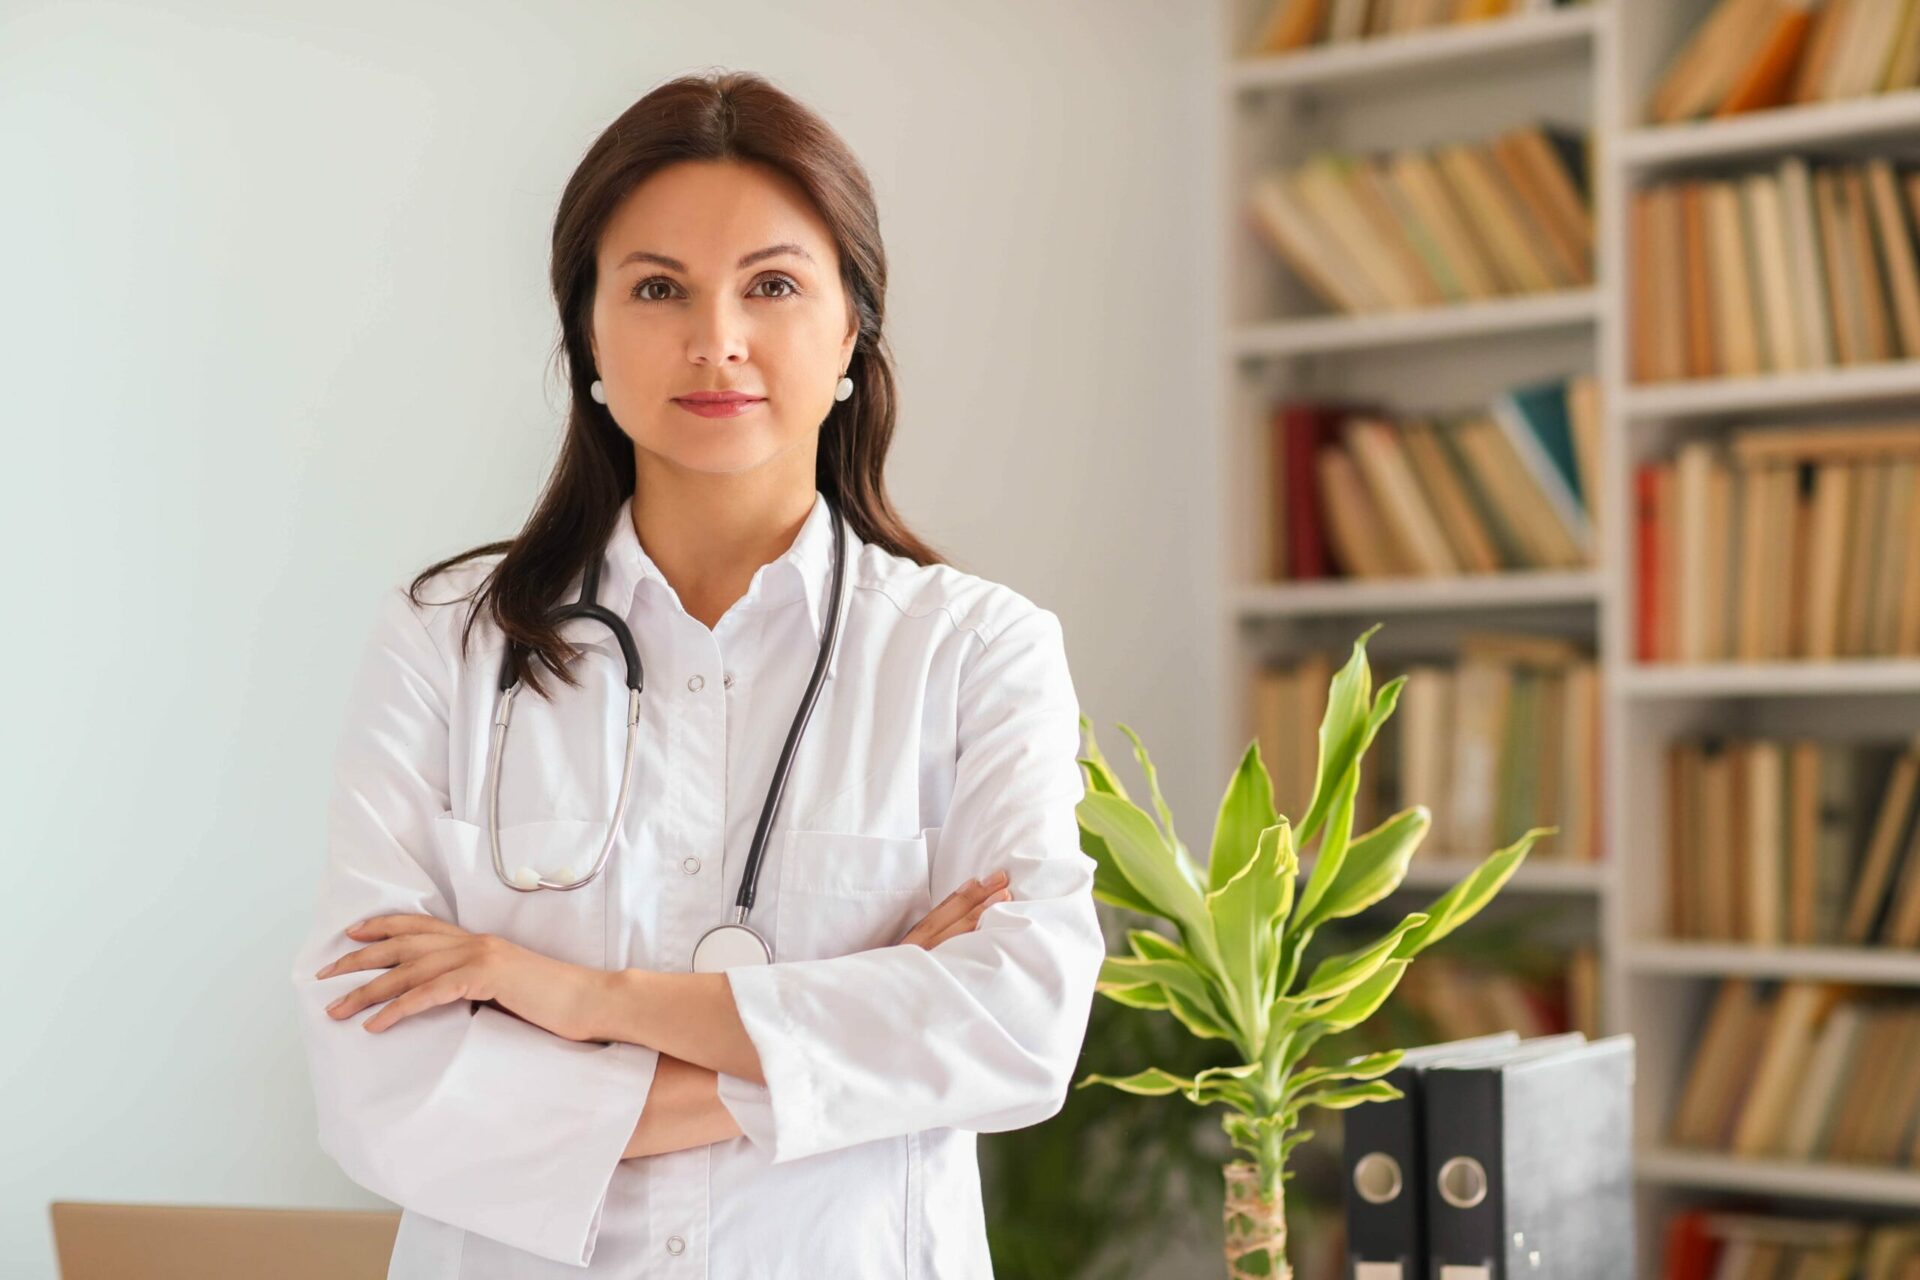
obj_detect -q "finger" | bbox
[928,887,1012,948]
[363,972,473,1033]
[326,951,463,1021]
[348,913,464,940]
[914,870,1011,938]
[315,934,455,980]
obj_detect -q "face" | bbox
[587,159,857,478]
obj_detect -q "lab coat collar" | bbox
[586,488,848,681]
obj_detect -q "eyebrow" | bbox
[616,243,815,272]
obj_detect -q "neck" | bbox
[630,467,817,626]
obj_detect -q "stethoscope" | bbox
[481,496,848,972]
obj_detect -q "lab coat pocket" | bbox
[774,828,934,963]
[430,814,612,970]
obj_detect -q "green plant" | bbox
[1072,625,1551,1280]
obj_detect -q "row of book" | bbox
[1250,633,1601,862]
[1634,424,1920,663]
[1265,375,1599,581]
[1630,159,1920,383]
[1247,0,1582,55]
[1247,124,1591,317]
[1664,1208,1920,1280]
[1672,979,1920,1168]
[1650,0,1920,124]
[1394,946,1600,1042]
[1668,736,1920,949]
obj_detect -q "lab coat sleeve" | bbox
[713,605,1107,1165]
[288,584,660,1267]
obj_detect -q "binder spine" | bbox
[1424,1067,1506,1278]
[1343,1063,1425,1275]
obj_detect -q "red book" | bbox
[1275,402,1355,580]
[1661,1208,1719,1280]
[1636,463,1661,661]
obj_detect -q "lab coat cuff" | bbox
[456,1004,660,1264]
[716,963,822,1164]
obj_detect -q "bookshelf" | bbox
[1214,1,1920,1273]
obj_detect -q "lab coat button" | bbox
[682,856,701,875]
[666,1235,686,1255]
[686,674,704,692]
[723,670,735,688]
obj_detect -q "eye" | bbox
[631,276,676,302]
[751,273,800,299]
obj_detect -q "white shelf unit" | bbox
[1213,1,1920,1270]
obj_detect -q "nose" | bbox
[686,293,749,366]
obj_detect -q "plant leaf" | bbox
[1075,1066,1196,1097]
[1100,955,1235,1032]
[1396,825,1553,958]
[1287,914,1429,1006]
[1284,1079,1403,1121]
[1164,985,1236,1040]
[1283,1048,1405,1100]
[1299,957,1410,1032]
[1093,980,1171,1011]
[1295,627,1380,849]
[1188,1061,1265,1110]
[1300,804,1430,928]
[1082,826,1161,917]
[1207,739,1280,893]
[1294,759,1361,924]
[1118,722,1194,875]
[1078,791,1224,974]
[1203,818,1296,1024]
[1077,718,1132,803]
[1296,674,1404,922]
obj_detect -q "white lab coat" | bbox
[288,489,1106,1277]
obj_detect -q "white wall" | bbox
[0,1,1219,1273]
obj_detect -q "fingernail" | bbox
[314,965,330,979]
[986,869,1009,886]
[327,997,344,1012]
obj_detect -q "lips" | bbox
[673,393,766,419]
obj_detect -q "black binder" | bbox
[1422,1034,1636,1280]
[1342,1033,1578,1280]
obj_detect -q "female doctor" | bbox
[289,69,1107,1279]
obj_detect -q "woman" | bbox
[289,70,1106,1278]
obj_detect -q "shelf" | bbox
[1232,289,1598,360]
[1404,857,1606,894]
[1616,660,1920,699]
[1299,854,1607,895]
[1617,91,1920,173]
[1620,361,1920,421]
[1229,6,1598,96]
[1233,571,1601,618]
[1636,1148,1920,1208]
[1624,941,1920,987]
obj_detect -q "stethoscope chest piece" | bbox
[692,922,772,971]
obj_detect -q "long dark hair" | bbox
[409,70,946,700]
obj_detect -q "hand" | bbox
[896,869,1012,949]
[314,913,606,1042]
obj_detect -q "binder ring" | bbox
[1436,1155,1489,1209]
[1352,1152,1404,1205]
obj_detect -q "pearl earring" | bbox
[589,379,606,405]
[834,375,853,402]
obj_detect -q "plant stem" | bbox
[1222,1159,1291,1280]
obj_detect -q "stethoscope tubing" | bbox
[481,498,847,920]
